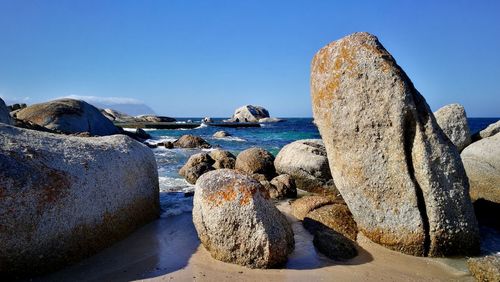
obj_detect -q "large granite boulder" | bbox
[193,169,294,268]
[274,139,338,194]
[473,120,500,141]
[173,135,211,149]
[0,98,12,125]
[179,153,215,184]
[461,134,500,204]
[311,32,479,257]
[434,103,471,151]
[235,147,276,179]
[0,124,159,277]
[15,99,120,136]
[229,105,270,123]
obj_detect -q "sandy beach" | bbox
[39,202,473,282]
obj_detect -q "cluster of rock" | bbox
[311,32,479,257]
[224,105,282,123]
[0,98,160,277]
[101,108,176,123]
[179,149,236,184]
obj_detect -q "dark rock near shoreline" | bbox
[173,135,211,149]
[434,103,471,151]
[311,32,479,257]
[179,153,215,184]
[235,147,276,180]
[461,134,500,204]
[313,230,358,261]
[193,169,294,268]
[15,99,120,136]
[0,98,12,125]
[0,124,159,277]
[275,139,338,195]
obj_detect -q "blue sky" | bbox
[0,1,499,117]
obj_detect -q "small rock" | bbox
[209,149,236,169]
[213,130,231,138]
[135,128,151,140]
[193,169,294,268]
[290,195,340,220]
[203,117,213,123]
[313,230,358,261]
[235,147,276,180]
[270,174,297,199]
[303,204,358,241]
[179,153,215,184]
[173,135,211,149]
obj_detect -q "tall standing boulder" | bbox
[192,169,294,268]
[434,103,471,151]
[274,139,338,194]
[0,98,12,125]
[0,124,159,277]
[15,99,120,136]
[461,133,500,204]
[311,32,479,257]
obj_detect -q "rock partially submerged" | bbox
[173,135,211,149]
[102,108,176,123]
[193,169,294,268]
[15,99,120,136]
[275,139,338,194]
[213,130,231,138]
[473,120,500,141]
[311,32,479,256]
[0,124,159,277]
[434,103,471,151]
[0,98,12,125]
[235,147,276,180]
[228,105,270,123]
[461,134,500,204]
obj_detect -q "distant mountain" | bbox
[60,95,156,116]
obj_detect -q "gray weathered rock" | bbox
[270,174,297,199]
[473,120,500,141]
[274,139,338,194]
[173,135,211,149]
[235,147,276,179]
[467,255,500,282]
[311,32,479,256]
[193,169,294,268]
[213,130,231,138]
[15,99,120,136]
[0,124,159,277]
[461,134,500,204]
[179,153,215,184]
[229,105,270,123]
[434,103,471,151]
[0,98,12,125]
[209,149,236,169]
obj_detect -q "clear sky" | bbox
[0,0,499,117]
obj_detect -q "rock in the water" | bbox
[311,32,479,256]
[434,103,471,151]
[270,174,297,199]
[0,124,159,277]
[290,195,340,220]
[15,99,120,136]
[203,117,213,123]
[235,147,276,179]
[274,139,338,194]
[209,149,236,169]
[135,115,176,123]
[0,98,12,125]
[173,135,211,149]
[213,130,231,138]
[230,105,270,123]
[303,204,358,241]
[193,169,294,268]
[461,134,500,204]
[473,120,500,141]
[164,141,174,149]
[134,128,151,140]
[313,230,358,261]
[467,255,500,282]
[179,153,215,184]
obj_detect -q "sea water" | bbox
[147,117,500,253]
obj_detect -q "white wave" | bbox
[214,136,246,142]
[146,136,177,145]
[158,176,194,193]
[194,123,208,129]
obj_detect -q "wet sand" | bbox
[39,202,473,282]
